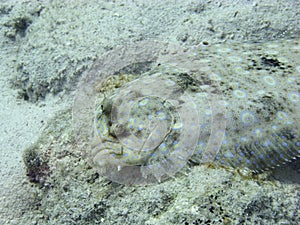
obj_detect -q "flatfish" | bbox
[73,39,299,185]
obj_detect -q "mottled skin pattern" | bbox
[73,39,299,184]
[193,40,300,172]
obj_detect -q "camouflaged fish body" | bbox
[73,40,300,185]
[195,41,300,173]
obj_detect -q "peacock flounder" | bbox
[72,40,300,185]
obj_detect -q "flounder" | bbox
[73,40,299,185]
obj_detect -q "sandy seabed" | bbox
[0,0,299,224]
